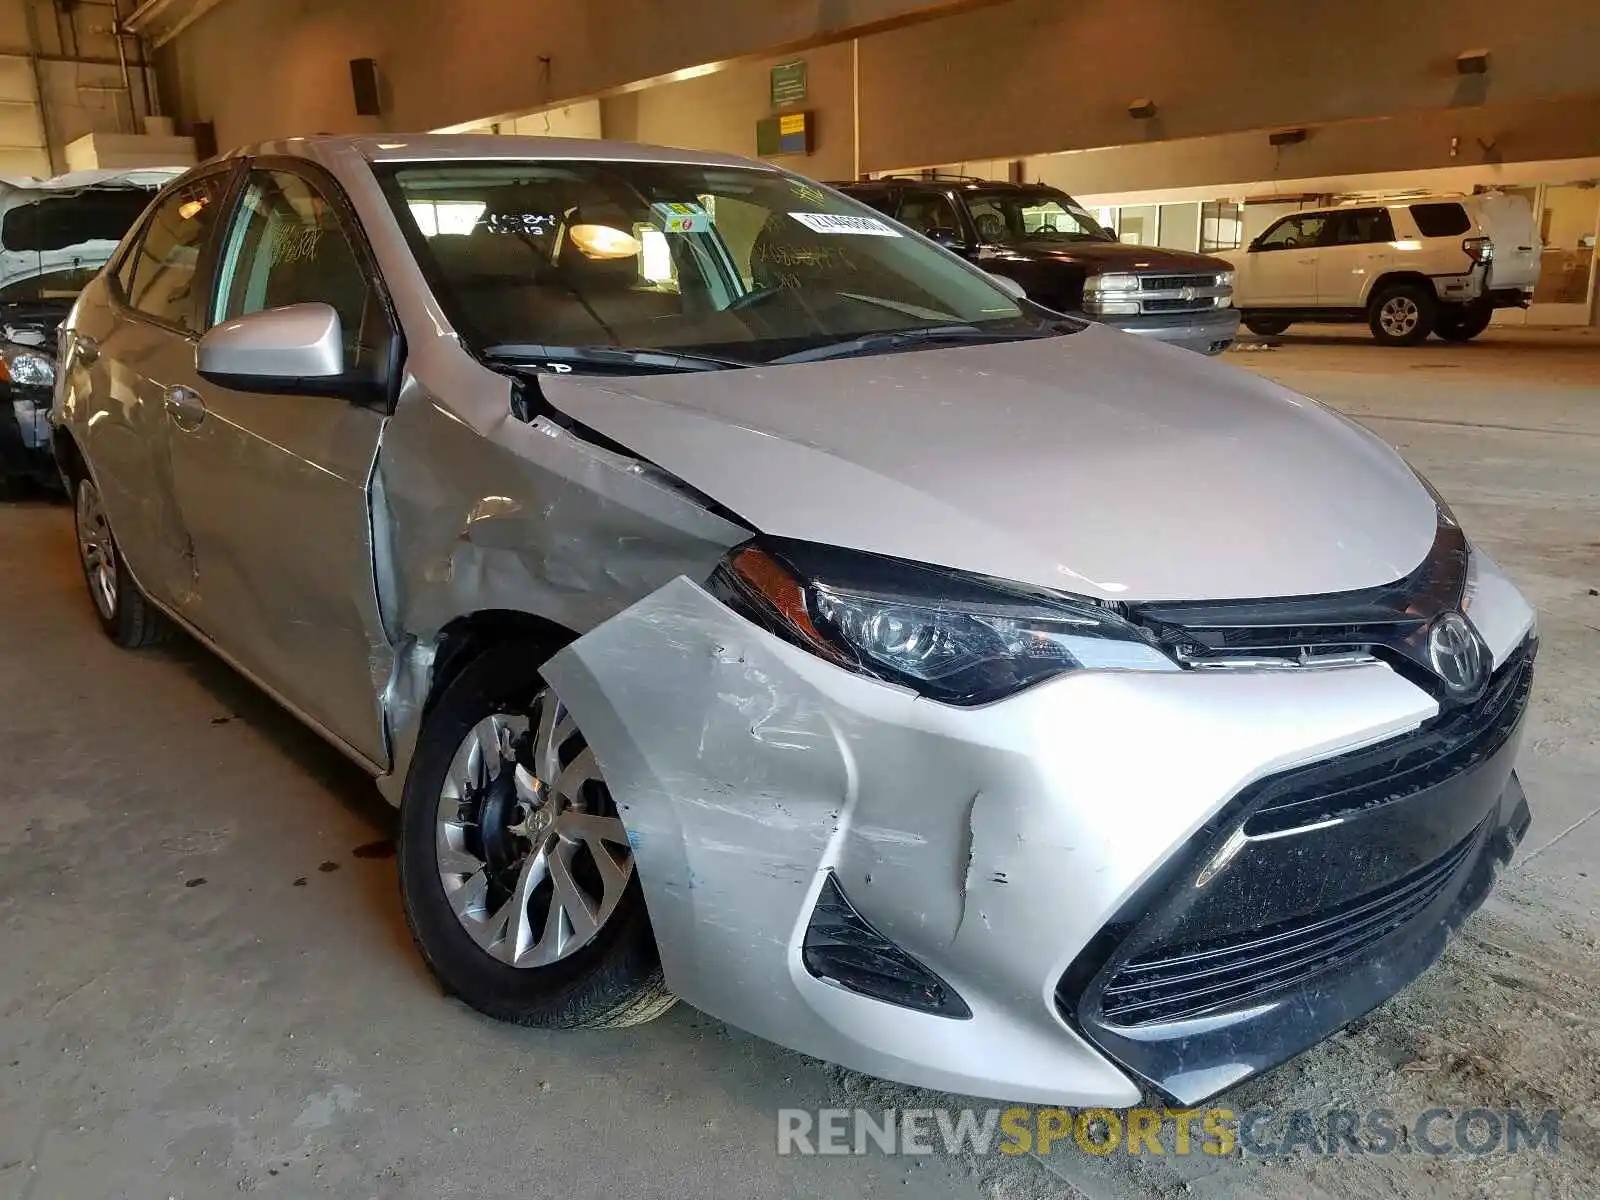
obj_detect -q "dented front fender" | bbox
[542,577,1439,1103]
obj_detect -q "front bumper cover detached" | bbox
[544,557,1535,1105]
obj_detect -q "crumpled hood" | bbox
[539,324,1438,602]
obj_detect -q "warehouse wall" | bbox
[154,0,977,149]
[1015,96,1600,202]
[600,44,857,181]
[0,0,159,177]
[855,0,1600,170]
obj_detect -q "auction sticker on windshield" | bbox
[652,201,711,234]
[789,212,901,237]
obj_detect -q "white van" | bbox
[1223,192,1541,345]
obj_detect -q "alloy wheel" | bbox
[434,689,634,968]
[1379,295,1420,338]
[75,481,118,621]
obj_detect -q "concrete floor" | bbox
[1,327,1596,1200]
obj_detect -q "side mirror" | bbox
[1247,237,1264,252]
[988,272,1027,301]
[197,303,344,386]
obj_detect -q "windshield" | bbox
[965,189,1114,245]
[382,161,1054,366]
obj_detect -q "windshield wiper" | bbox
[483,343,752,373]
[770,324,1048,365]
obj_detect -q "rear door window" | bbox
[1409,203,1471,238]
[1329,208,1396,245]
[850,190,900,218]
[896,193,963,240]
[123,174,231,332]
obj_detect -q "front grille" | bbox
[1123,272,1227,316]
[1098,828,1478,1026]
[1140,274,1215,292]
[1143,296,1213,313]
[1245,638,1534,836]
[1129,515,1471,694]
[1054,612,1533,1101]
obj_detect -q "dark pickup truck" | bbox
[837,175,1239,355]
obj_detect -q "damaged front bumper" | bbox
[544,566,1534,1106]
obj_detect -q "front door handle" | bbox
[163,385,207,431]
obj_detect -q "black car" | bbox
[0,268,99,489]
[0,170,178,490]
[837,175,1240,355]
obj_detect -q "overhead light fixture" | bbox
[1127,98,1157,120]
[178,199,206,220]
[1456,49,1489,75]
[1268,128,1307,147]
[568,224,640,259]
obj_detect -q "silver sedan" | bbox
[53,135,1537,1106]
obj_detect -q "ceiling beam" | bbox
[123,0,231,48]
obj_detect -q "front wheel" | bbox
[1243,315,1291,336]
[73,476,171,648]
[1435,305,1493,343]
[1368,283,1437,346]
[398,641,675,1028]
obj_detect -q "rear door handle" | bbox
[163,385,207,431]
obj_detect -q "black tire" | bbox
[1367,282,1437,346]
[1435,305,1493,343]
[398,640,675,1029]
[1243,315,1291,336]
[72,476,172,649]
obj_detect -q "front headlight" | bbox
[708,542,1177,705]
[0,346,56,389]
[1214,270,1235,291]
[1084,272,1140,294]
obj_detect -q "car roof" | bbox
[228,133,771,172]
[840,176,1037,191]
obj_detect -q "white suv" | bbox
[1224,193,1540,345]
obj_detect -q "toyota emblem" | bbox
[1180,286,1196,301]
[1427,611,1486,696]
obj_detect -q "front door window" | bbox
[211,169,380,373]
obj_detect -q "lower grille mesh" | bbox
[1245,640,1534,836]
[1099,829,1477,1026]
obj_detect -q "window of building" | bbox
[1200,201,1243,252]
